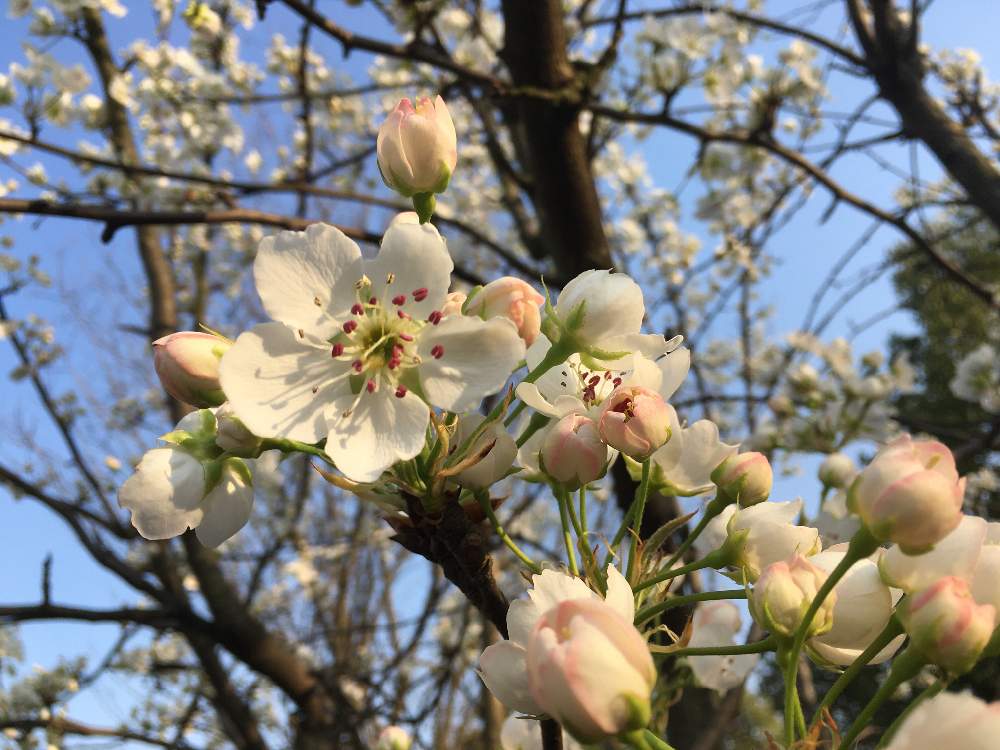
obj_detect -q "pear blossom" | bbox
[699,500,821,581]
[478,565,635,715]
[950,344,1000,413]
[219,221,525,483]
[808,545,903,667]
[751,554,835,637]
[598,385,672,459]
[818,452,856,489]
[465,276,544,346]
[849,435,965,553]
[152,331,229,408]
[880,515,988,593]
[376,96,457,197]
[525,598,655,742]
[686,601,759,691]
[545,269,671,360]
[118,411,255,547]
[883,691,1000,750]
[540,414,608,488]
[900,577,996,674]
[646,407,739,496]
[711,451,773,506]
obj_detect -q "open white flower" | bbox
[880,515,987,593]
[118,411,255,548]
[884,691,1000,750]
[220,220,525,482]
[686,602,759,692]
[808,545,904,667]
[646,409,739,496]
[478,566,634,715]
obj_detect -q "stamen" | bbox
[395,386,407,398]
[412,287,428,301]
[427,310,443,325]
[351,303,364,315]
[385,272,395,284]
[343,320,358,334]
[398,310,410,320]
[298,328,305,338]
[331,343,344,357]
[312,385,319,394]
[392,294,406,306]
[366,379,376,393]
[612,377,622,387]
[354,275,371,290]
[313,296,322,307]
[369,296,377,305]
[352,360,363,373]
[588,375,601,387]
[431,345,444,359]
[399,333,414,342]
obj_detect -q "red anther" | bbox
[392,294,406,306]
[388,358,400,370]
[350,303,364,315]
[397,310,410,320]
[604,371,612,379]
[392,343,405,357]
[369,296,377,305]
[352,360,363,372]
[399,333,414,342]
[431,345,444,359]
[588,375,601,387]
[343,320,358,334]
[366,379,376,393]
[412,287,428,301]
[395,386,407,398]
[612,377,622,387]
[427,310,443,325]
[331,343,344,357]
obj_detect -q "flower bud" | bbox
[441,291,467,317]
[153,332,229,408]
[541,414,607,489]
[526,598,656,743]
[751,554,836,638]
[900,577,996,674]
[466,277,544,346]
[598,385,671,460]
[711,451,772,506]
[452,414,517,489]
[818,452,855,489]
[883,691,1000,750]
[849,435,965,553]
[215,403,261,456]
[376,96,457,198]
[375,726,411,750]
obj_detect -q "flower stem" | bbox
[476,491,542,574]
[634,589,746,626]
[557,486,579,576]
[260,437,335,466]
[654,635,776,658]
[660,493,730,574]
[626,459,652,581]
[641,731,678,750]
[621,730,654,750]
[838,646,926,749]
[782,526,878,745]
[812,615,904,726]
[632,548,732,594]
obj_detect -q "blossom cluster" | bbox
[115,95,1000,749]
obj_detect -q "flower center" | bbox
[556,359,624,407]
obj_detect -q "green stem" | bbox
[557,487,579,576]
[660,635,777,658]
[812,615,904,726]
[779,642,807,743]
[838,646,926,749]
[516,412,551,448]
[782,526,878,745]
[260,437,335,466]
[476,492,542,574]
[632,548,732,594]
[503,400,527,427]
[626,459,652,581]
[641,731,678,750]
[635,589,746,626]
[875,678,946,749]
[660,493,730,574]
[621,730,654,750]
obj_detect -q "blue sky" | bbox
[1,1,999,745]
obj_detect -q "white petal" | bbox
[671,419,739,494]
[418,315,526,412]
[196,464,254,547]
[254,223,363,338]
[220,322,349,443]
[515,382,562,418]
[118,448,204,540]
[603,565,635,622]
[480,641,540,714]
[366,221,452,319]
[971,545,1000,611]
[880,515,987,592]
[527,569,598,614]
[656,346,690,400]
[326,387,429,482]
[507,598,543,648]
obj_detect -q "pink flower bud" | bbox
[751,554,836,638]
[466,277,544,346]
[540,414,607,488]
[526,598,656,743]
[849,435,965,553]
[818,452,856,489]
[598,385,671,460]
[153,332,229,408]
[711,451,773,506]
[900,577,996,674]
[376,96,457,197]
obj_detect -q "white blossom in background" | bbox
[499,715,582,750]
[884,691,1000,750]
[686,601,759,692]
[220,220,525,482]
[950,344,1000,412]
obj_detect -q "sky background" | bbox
[1,0,998,745]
